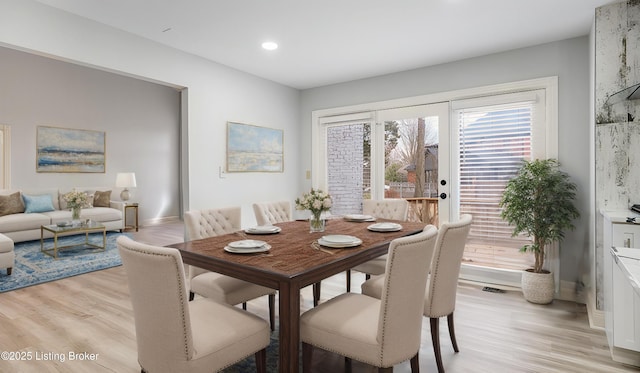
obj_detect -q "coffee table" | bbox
[40,220,107,259]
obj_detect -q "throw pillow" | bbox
[93,190,111,207]
[59,195,68,210]
[23,194,55,213]
[0,192,25,216]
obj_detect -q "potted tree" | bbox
[499,158,580,304]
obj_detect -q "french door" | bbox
[315,103,451,223]
[375,103,451,225]
[313,79,557,288]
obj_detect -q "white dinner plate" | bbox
[321,235,359,244]
[318,235,362,248]
[245,226,282,234]
[318,238,362,248]
[343,214,376,222]
[367,222,403,232]
[224,244,271,254]
[227,239,267,249]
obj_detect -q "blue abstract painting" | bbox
[227,122,283,172]
[36,126,106,173]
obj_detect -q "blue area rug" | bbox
[0,231,128,292]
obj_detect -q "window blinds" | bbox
[456,100,535,243]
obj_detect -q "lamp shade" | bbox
[116,172,137,188]
[116,173,137,201]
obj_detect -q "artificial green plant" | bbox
[499,158,580,273]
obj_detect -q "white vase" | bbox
[521,269,554,304]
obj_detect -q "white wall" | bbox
[0,0,301,228]
[300,37,592,285]
[0,2,594,284]
[0,46,181,224]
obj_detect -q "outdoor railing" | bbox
[405,197,439,225]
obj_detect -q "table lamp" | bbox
[116,172,137,201]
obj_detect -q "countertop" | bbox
[613,247,640,298]
[601,209,640,224]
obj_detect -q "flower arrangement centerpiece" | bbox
[63,190,88,221]
[295,188,332,232]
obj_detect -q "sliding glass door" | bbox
[313,78,557,288]
[453,90,548,285]
[376,103,450,225]
[316,104,450,223]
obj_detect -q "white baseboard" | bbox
[140,215,180,227]
[460,265,584,305]
[459,264,522,288]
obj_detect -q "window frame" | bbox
[311,77,559,287]
[312,76,558,188]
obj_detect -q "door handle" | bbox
[440,193,447,199]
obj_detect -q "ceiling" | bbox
[36,0,616,90]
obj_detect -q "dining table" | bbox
[169,218,427,373]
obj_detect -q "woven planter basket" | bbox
[521,269,554,304]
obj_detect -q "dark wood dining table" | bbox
[169,218,426,373]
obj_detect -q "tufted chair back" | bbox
[117,236,195,372]
[184,207,241,240]
[184,207,241,280]
[252,201,291,226]
[363,199,409,221]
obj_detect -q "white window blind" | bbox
[456,100,535,244]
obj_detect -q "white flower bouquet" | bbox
[296,189,332,232]
[295,188,332,217]
[63,190,88,210]
[63,190,88,220]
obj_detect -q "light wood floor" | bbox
[0,222,637,373]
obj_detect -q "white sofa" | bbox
[0,188,124,243]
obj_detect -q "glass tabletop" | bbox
[43,220,106,232]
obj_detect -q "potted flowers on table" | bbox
[63,190,88,221]
[295,189,332,233]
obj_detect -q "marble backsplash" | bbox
[595,0,640,309]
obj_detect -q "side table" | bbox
[124,203,139,232]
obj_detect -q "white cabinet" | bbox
[602,210,640,366]
[613,223,640,248]
[612,252,640,351]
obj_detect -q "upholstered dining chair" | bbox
[252,199,328,307]
[252,200,292,226]
[300,225,438,373]
[184,207,276,331]
[346,198,410,292]
[361,214,472,373]
[117,236,270,373]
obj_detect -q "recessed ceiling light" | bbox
[261,41,278,51]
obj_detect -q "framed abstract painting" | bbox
[36,126,106,173]
[226,121,283,172]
